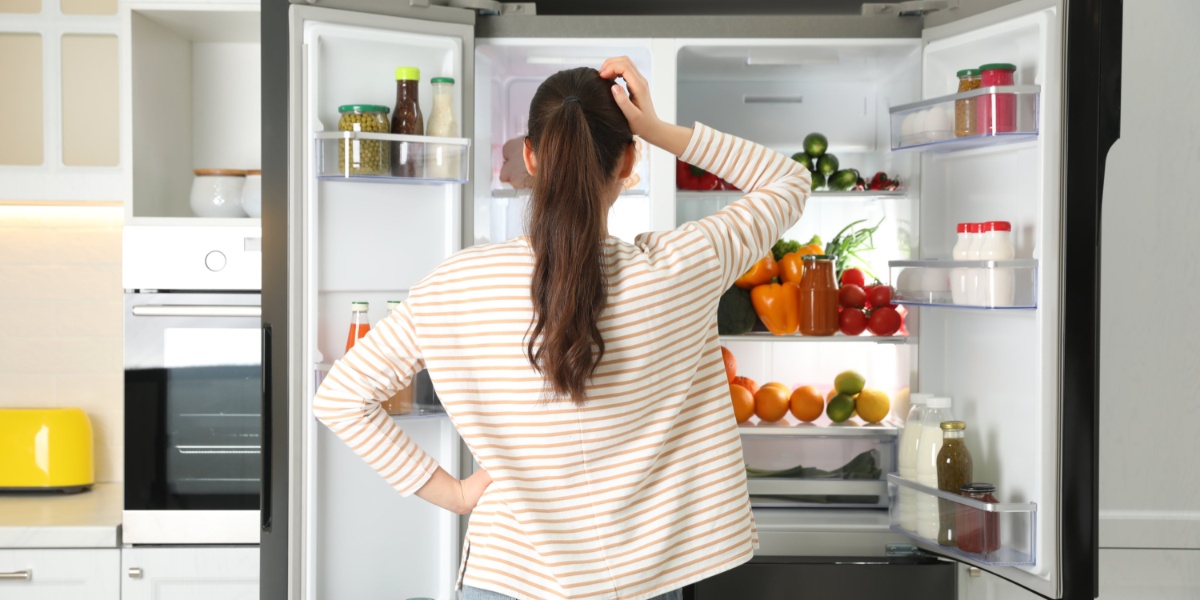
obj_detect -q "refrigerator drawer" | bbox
[742,426,896,509]
[690,555,955,600]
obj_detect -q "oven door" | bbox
[123,292,262,544]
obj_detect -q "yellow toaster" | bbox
[0,408,94,492]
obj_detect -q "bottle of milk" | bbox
[950,223,973,305]
[898,393,934,531]
[964,223,984,306]
[979,221,1016,307]
[915,396,955,540]
[425,77,459,181]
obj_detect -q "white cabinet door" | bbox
[120,547,258,600]
[0,549,120,600]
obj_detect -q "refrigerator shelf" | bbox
[889,85,1040,152]
[677,190,907,202]
[888,475,1037,567]
[739,416,899,438]
[745,437,894,509]
[890,259,1038,309]
[491,188,648,198]
[721,332,907,344]
[314,132,470,183]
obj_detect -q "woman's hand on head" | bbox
[600,56,693,158]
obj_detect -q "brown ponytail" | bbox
[525,67,633,402]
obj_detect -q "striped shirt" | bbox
[314,123,811,600]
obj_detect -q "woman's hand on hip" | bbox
[600,56,692,157]
[458,467,493,515]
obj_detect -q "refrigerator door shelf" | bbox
[887,474,1037,567]
[314,132,471,183]
[890,86,1040,152]
[890,259,1038,309]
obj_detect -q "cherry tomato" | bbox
[867,306,902,336]
[838,284,867,309]
[840,268,866,288]
[839,309,867,336]
[868,284,894,309]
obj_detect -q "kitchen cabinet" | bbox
[0,548,120,600]
[120,547,258,600]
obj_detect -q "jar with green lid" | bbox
[337,104,390,175]
[954,69,982,137]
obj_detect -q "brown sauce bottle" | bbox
[391,66,424,178]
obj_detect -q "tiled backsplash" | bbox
[0,204,124,483]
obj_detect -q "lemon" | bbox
[834,370,866,396]
[856,388,891,424]
[827,394,856,423]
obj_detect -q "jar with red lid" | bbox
[977,63,1017,135]
[956,482,1001,554]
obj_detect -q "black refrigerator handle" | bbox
[260,323,272,532]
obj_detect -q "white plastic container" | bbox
[950,223,973,305]
[898,393,934,531]
[190,169,247,218]
[979,221,1016,306]
[915,396,955,540]
[964,223,985,305]
[241,169,261,218]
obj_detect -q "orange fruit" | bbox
[789,385,825,422]
[721,346,737,383]
[754,383,791,422]
[731,376,759,397]
[730,384,755,424]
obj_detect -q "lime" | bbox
[856,388,891,423]
[816,154,839,176]
[834,370,866,395]
[803,133,828,157]
[812,171,826,190]
[827,393,856,423]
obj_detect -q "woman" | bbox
[314,57,811,600]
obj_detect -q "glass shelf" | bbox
[314,132,470,183]
[313,364,446,421]
[677,190,907,202]
[888,475,1037,567]
[890,259,1037,309]
[492,188,648,198]
[890,85,1040,152]
[739,416,899,438]
[721,332,907,344]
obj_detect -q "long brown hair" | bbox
[525,67,633,402]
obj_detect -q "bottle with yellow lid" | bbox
[391,66,424,178]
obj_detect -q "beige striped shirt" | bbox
[314,123,811,600]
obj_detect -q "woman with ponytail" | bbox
[314,57,811,600]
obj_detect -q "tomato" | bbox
[838,284,867,309]
[839,309,867,336]
[867,284,894,309]
[840,268,866,288]
[867,306,902,336]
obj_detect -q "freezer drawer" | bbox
[689,555,955,600]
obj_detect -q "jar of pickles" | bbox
[954,68,982,137]
[337,104,390,176]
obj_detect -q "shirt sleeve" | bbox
[312,300,438,496]
[681,123,812,291]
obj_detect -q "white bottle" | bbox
[425,77,459,180]
[979,221,1016,307]
[964,223,984,306]
[950,223,972,305]
[898,393,934,532]
[915,396,955,540]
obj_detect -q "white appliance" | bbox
[261,1,1118,598]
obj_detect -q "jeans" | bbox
[461,585,683,600]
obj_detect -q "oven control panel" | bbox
[123,225,261,290]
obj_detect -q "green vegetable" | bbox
[816,153,839,176]
[771,238,802,262]
[812,171,826,190]
[824,217,884,281]
[745,449,881,480]
[790,151,812,169]
[828,169,859,191]
[717,285,757,335]
[803,132,828,157]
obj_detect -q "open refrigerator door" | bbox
[289,4,474,599]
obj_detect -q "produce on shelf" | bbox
[732,376,759,396]
[717,286,757,335]
[824,218,883,281]
[789,132,900,192]
[834,370,866,395]
[721,346,737,383]
[867,305,903,336]
[840,268,866,288]
[855,389,891,424]
[838,309,868,336]
[750,282,801,335]
[754,383,791,423]
[730,384,755,424]
[745,449,881,481]
[734,253,778,289]
[827,393,857,423]
[775,235,824,285]
[676,159,738,191]
[789,386,825,422]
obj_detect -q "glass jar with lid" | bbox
[978,63,1018,134]
[936,420,973,546]
[954,68,982,137]
[956,482,1001,554]
[798,255,838,336]
[337,105,391,176]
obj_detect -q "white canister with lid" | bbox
[979,221,1016,306]
[190,169,247,218]
[964,223,985,305]
[241,169,262,218]
[950,223,972,305]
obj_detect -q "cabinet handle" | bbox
[127,568,143,579]
[0,570,31,580]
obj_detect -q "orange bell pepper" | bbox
[734,253,779,289]
[777,237,825,285]
[750,282,800,335]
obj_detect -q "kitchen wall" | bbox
[0,204,124,483]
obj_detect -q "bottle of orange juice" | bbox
[345,302,370,353]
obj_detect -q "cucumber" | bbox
[816,153,839,176]
[812,171,826,190]
[803,133,828,157]
[828,169,859,191]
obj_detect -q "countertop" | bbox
[0,483,121,548]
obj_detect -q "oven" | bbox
[122,291,263,544]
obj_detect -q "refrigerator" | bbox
[259,0,1120,598]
